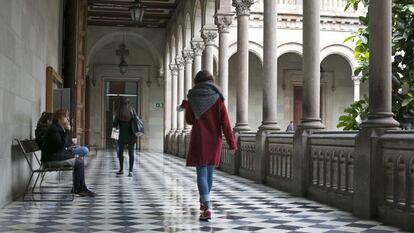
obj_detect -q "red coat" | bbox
[182,99,237,167]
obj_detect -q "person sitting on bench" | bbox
[41,109,96,197]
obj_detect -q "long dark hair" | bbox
[194,70,215,85]
[116,97,132,121]
[37,112,53,127]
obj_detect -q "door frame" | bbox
[101,77,143,150]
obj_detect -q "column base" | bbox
[233,123,251,132]
[361,112,400,129]
[298,118,325,130]
[258,122,280,131]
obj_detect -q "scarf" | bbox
[187,81,224,119]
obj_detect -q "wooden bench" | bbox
[14,138,74,201]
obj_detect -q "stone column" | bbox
[259,0,280,131]
[232,0,254,132]
[192,40,204,78]
[361,0,399,128]
[352,75,361,102]
[175,56,185,133]
[353,0,399,219]
[182,49,194,132]
[169,64,178,132]
[299,0,325,129]
[215,13,233,106]
[201,29,217,74]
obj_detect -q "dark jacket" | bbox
[41,123,74,162]
[35,123,49,150]
[113,113,137,144]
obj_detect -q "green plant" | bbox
[338,0,414,130]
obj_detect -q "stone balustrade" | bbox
[172,130,414,231]
[377,131,414,229]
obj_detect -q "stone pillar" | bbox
[182,49,194,132]
[215,13,233,106]
[299,0,324,129]
[360,0,399,129]
[175,57,185,133]
[352,75,361,102]
[292,0,324,197]
[201,29,217,74]
[259,0,280,131]
[169,64,178,133]
[232,0,254,132]
[192,40,204,78]
[353,0,399,219]
[255,0,280,184]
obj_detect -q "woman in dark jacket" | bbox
[113,97,137,177]
[180,70,237,221]
[42,109,95,197]
[35,112,53,150]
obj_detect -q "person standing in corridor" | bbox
[180,70,237,221]
[113,97,137,177]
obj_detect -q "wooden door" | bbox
[293,86,303,130]
[63,0,87,144]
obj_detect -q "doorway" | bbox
[293,86,324,130]
[104,80,142,149]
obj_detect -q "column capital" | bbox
[182,49,194,64]
[169,63,178,76]
[201,28,218,45]
[175,56,185,70]
[352,75,362,83]
[215,13,234,33]
[191,40,205,56]
[232,0,254,16]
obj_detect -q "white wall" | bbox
[0,0,60,207]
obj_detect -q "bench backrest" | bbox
[15,139,41,171]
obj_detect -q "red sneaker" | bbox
[199,209,212,221]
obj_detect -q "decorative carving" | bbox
[232,0,255,16]
[175,56,185,69]
[191,41,205,56]
[215,14,233,33]
[182,50,194,64]
[201,29,218,45]
[169,64,178,76]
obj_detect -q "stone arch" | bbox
[184,13,192,49]
[170,35,176,63]
[203,0,216,27]
[176,24,184,55]
[228,41,264,65]
[87,31,163,70]
[320,44,356,72]
[192,0,203,39]
[277,42,303,58]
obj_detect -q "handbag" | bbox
[131,109,144,137]
[111,128,119,140]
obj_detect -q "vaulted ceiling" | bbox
[88,0,180,28]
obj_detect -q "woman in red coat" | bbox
[180,70,237,221]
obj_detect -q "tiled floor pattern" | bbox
[0,151,407,232]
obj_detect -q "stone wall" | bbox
[0,0,60,207]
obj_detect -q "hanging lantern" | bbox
[130,0,145,24]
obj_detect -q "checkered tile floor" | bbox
[0,151,408,232]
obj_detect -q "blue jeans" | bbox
[71,145,89,157]
[196,165,214,203]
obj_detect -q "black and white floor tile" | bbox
[0,151,408,232]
